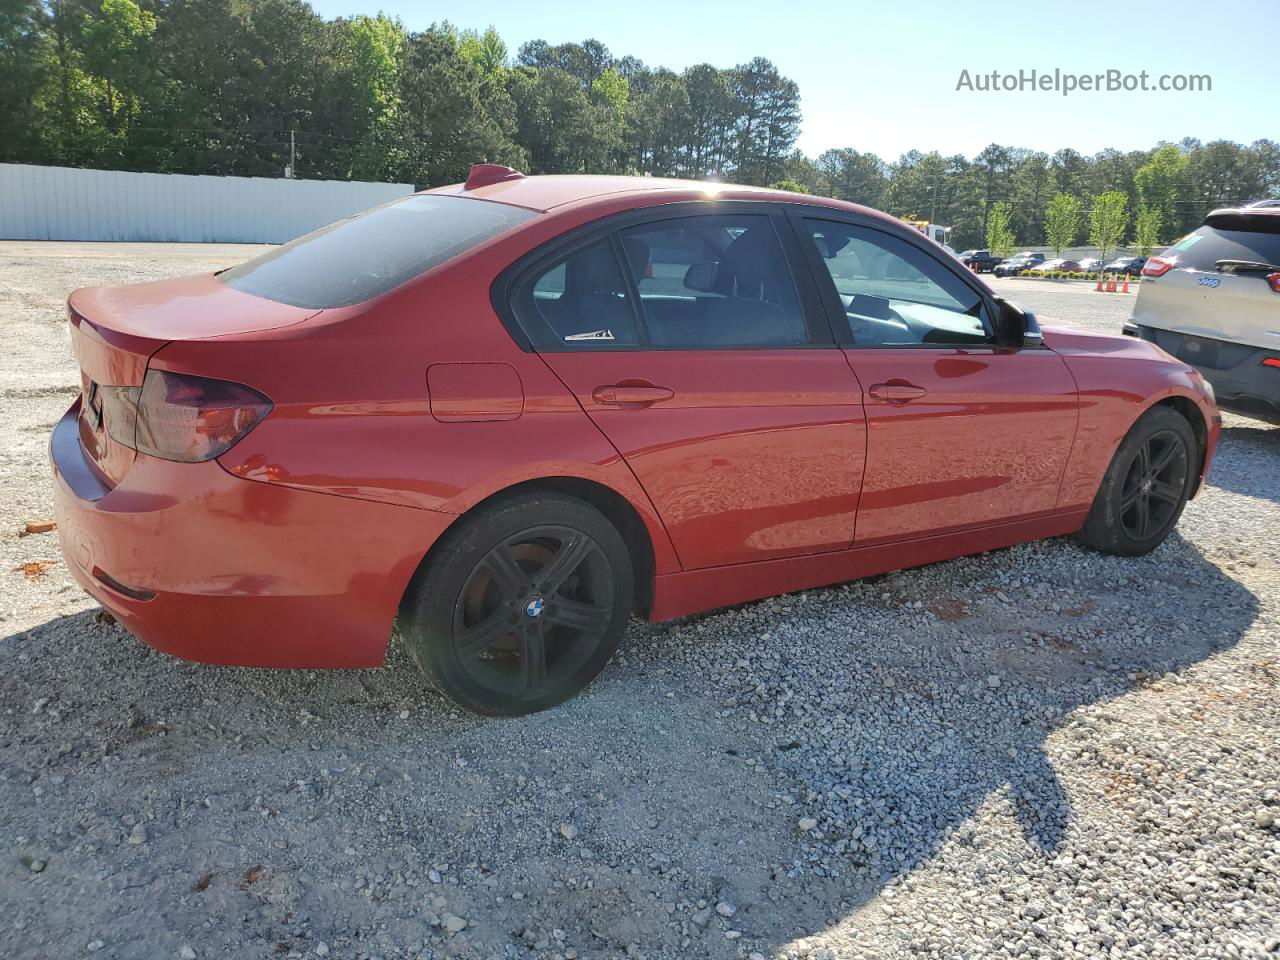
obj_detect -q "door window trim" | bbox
[783,207,1015,350]
[492,201,838,352]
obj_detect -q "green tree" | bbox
[1043,192,1083,254]
[774,150,823,194]
[681,63,735,177]
[1051,147,1090,198]
[768,178,808,193]
[1133,205,1163,256]
[1089,190,1129,260]
[348,13,406,180]
[457,25,506,76]
[1009,151,1051,244]
[626,67,689,176]
[0,0,51,163]
[81,0,156,134]
[6,0,1279,211]
[729,57,799,184]
[985,201,1016,257]
[973,143,1015,239]
[816,148,887,207]
[392,26,522,185]
[591,66,628,122]
[510,65,612,174]
[1135,145,1188,236]
[516,37,610,86]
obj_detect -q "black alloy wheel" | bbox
[1077,405,1197,556]
[452,525,615,701]
[1116,430,1189,542]
[400,493,633,715]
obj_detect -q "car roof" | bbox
[1204,205,1280,232]
[424,172,903,227]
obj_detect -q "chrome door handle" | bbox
[592,384,675,407]
[868,382,927,404]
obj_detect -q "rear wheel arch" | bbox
[405,476,657,619]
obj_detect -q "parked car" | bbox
[958,248,1001,272]
[52,166,1219,715]
[1078,258,1104,273]
[1125,205,1280,424]
[1027,258,1085,274]
[1104,256,1147,276]
[993,252,1046,277]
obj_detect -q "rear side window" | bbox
[617,215,808,347]
[510,213,811,350]
[221,195,536,308]
[520,240,642,348]
[1164,224,1280,272]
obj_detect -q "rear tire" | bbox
[399,493,633,716]
[1076,405,1197,556]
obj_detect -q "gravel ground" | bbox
[2,244,1278,960]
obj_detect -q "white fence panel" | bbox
[0,164,415,243]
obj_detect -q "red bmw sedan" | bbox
[52,166,1219,714]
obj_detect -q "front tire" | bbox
[1077,405,1197,556]
[399,493,633,716]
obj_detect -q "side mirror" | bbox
[995,297,1043,348]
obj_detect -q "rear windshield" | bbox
[1163,223,1280,272]
[220,194,537,308]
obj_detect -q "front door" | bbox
[794,215,1079,544]
[510,211,867,570]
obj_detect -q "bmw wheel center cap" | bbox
[524,596,546,618]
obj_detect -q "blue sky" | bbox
[306,0,1276,161]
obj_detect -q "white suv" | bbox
[1125,205,1280,424]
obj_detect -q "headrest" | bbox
[683,261,719,293]
[720,228,780,300]
[620,237,652,279]
[564,243,618,297]
[811,228,852,258]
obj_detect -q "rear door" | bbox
[505,206,867,570]
[792,213,1079,545]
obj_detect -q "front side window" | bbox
[803,219,989,346]
[221,194,536,309]
[616,215,809,348]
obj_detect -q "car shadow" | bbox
[1205,420,1280,503]
[0,530,1256,959]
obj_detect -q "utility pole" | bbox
[285,129,295,179]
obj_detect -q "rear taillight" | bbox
[1263,357,1280,369]
[1267,272,1280,293]
[117,371,272,463]
[1142,256,1174,278]
[99,385,141,448]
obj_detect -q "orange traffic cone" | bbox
[1106,276,1118,292]
[1095,275,1104,291]
[1121,277,1130,293]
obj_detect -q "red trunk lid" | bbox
[66,273,318,486]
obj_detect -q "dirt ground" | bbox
[1,242,1277,960]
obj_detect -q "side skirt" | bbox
[647,510,1089,622]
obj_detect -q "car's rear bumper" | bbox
[1124,324,1280,425]
[50,401,455,667]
